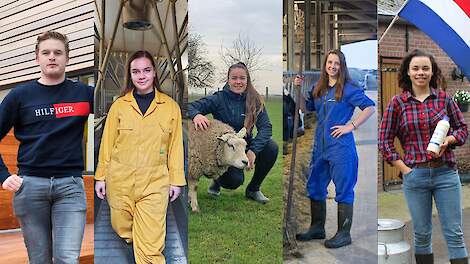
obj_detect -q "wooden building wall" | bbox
[0,0,95,86]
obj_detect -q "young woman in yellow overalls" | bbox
[95,50,186,264]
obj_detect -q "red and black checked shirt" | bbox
[379,88,468,167]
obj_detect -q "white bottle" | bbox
[427,116,450,154]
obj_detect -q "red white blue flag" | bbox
[399,0,470,79]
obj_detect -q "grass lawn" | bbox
[188,96,283,264]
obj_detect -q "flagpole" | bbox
[378,0,411,44]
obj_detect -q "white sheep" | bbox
[188,119,249,212]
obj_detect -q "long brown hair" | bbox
[121,50,162,96]
[398,49,446,93]
[312,49,350,101]
[227,62,264,133]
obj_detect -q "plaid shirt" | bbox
[379,88,468,167]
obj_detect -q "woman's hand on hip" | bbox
[246,150,256,170]
[330,124,354,138]
[391,160,412,177]
[1,174,23,192]
[95,181,106,199]
[401,166,413,176]
[169,185,182,202]
[193,114,210,130]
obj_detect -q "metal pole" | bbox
[155,12,187,66]
[153,1,179,97]
[378,0,409,44]
[315,0,321,68]
[284,42,304,252]
[98,0,105,117]
[99,0,105,67]
[287,0,295,71]
[378,15,400,44]
[304,0,311,70]
[94,0,125,116]
[323,1,329,51]
[170,0,186,107]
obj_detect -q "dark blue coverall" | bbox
[306,82,374,204]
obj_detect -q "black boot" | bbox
[324,203,353,248]
[450,257,468,264]
[207,180,221,196]
[415,253,433,264]
[296,200,326,241]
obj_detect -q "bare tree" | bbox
[188,32,215,91]
[219,33,265,81]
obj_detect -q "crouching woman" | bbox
[95,50,186,263]
[188,62,278,204]
[379,49,468,264]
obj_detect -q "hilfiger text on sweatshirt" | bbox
[0,79,94,182]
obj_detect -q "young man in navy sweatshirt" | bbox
[0,31,93,264]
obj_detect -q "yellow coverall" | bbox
[95,90,186,264]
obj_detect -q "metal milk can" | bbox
[378,219,411,264]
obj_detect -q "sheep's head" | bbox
[216,127,248,169]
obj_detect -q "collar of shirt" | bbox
[401,87,438,102]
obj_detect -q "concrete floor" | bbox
[285,91,378,264]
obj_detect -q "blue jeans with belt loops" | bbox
[403,166,468,259]
[13,176,87,264]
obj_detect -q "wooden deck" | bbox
[0,224,94,263]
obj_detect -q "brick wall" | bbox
[378,21,470,192]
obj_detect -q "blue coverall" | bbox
[306,82,374,204]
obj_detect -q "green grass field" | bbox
[188,96,283,264]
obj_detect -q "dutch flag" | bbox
[399,0,470,79]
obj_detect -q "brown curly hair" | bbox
[398,49,446,93]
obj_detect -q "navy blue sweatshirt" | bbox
[188,84,272,155]
[0,79,94,183]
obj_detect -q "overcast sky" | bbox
[188,0,283,95]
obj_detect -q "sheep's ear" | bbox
[236,127,246,138]
[217,133,231,142]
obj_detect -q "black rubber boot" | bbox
[296,200,326,241]
[415,253,433,264]
[324,203,353,248]
[450,257,468,264]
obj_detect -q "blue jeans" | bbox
[403,166,468,259]
[13,176,87,264]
